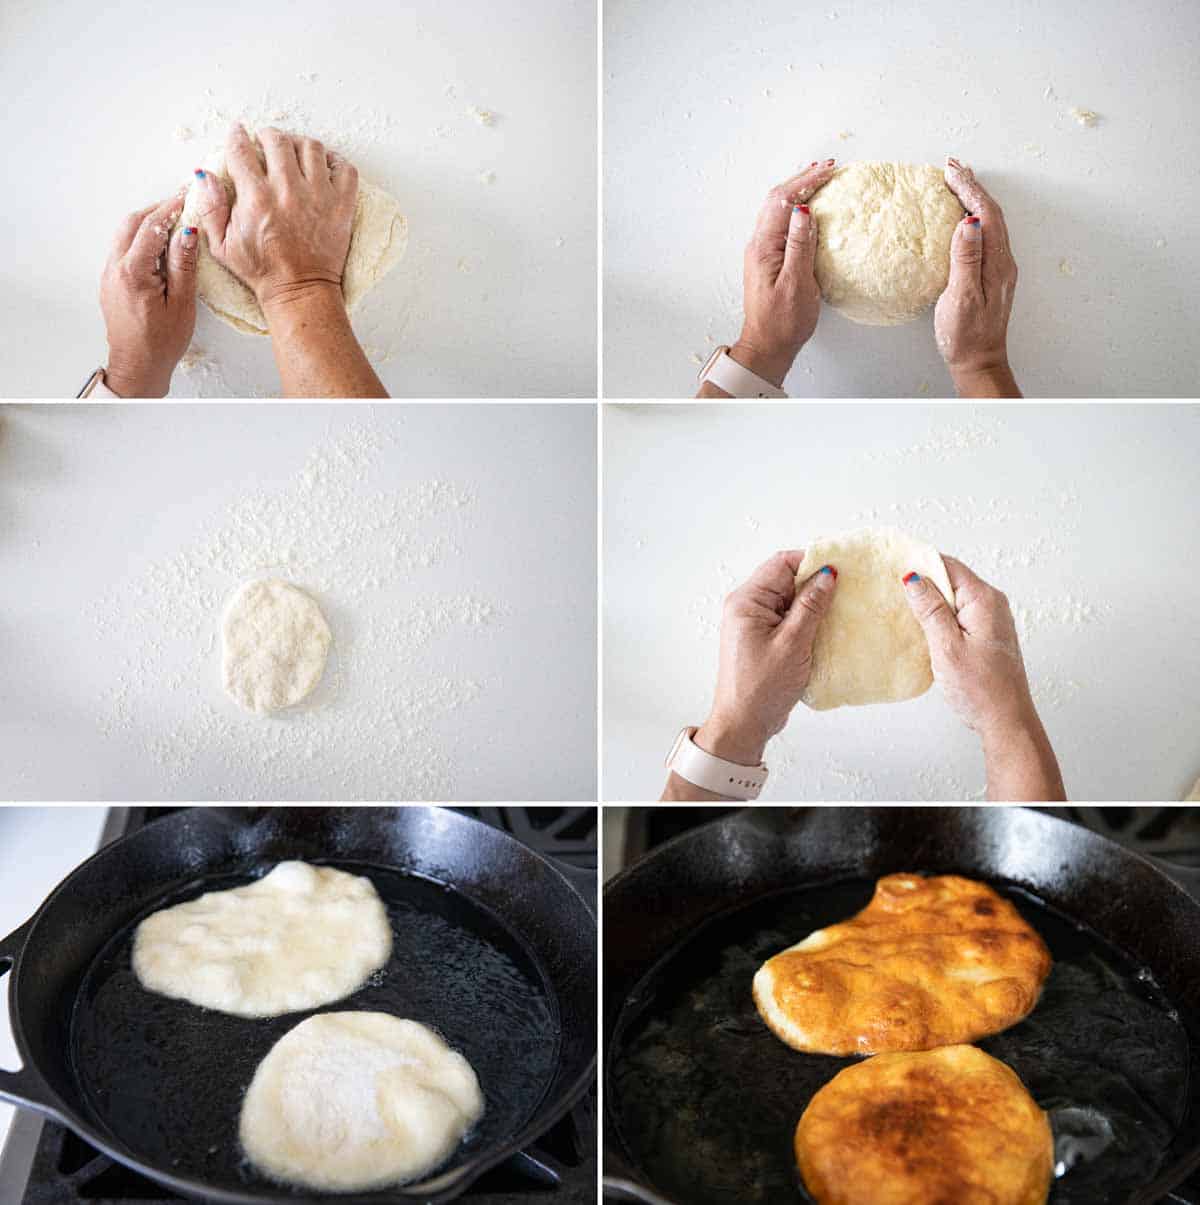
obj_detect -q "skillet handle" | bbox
[0,916,65,1120]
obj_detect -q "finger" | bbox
[189,168,232,257]
[751,159,838,250]
[297,136,328,182]
[779,202,818,287]
[741,550,805,600]
[258,126,301,182]
[111,203,157,258]
[780,564,837,641]
[166,221,200,310]
[946,214,983,293]
[944,156,1012,262]
[225,123,265,192]
[902,569,962,653]
[940,554,992,597]
[127,194,184,269]
[328,150,359,206]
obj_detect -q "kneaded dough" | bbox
[132,861,391,1017]
[180,134,408,336]
[795,527,954,710]
[240,1012,484,1192]
[809,162,964,325]
[222,579,332,714]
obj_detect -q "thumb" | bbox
[167,222,199,306]
[946,214,983,293]
[781,564,838,649]
[902,571,961,655]
[189,168,231,259]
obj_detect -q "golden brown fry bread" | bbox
[795,1045,1053,1205]
[753,873,1051,1054]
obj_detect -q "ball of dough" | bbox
[131,862,392,1017]
[180,133,408,336]
[809,162,964,325]
[221,579,332,714]
[795,527,954,710]
[240,1013,484,1192]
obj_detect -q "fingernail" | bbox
[799,204,811,214]
[820,565,837,579]
[963,216,982,239]
[965,215,981,225]
[810,160,819,167]
[903,571,921,584]
[194,169,206,179]
[825,158,836,166]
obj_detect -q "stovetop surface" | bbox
[3,805,597,1205]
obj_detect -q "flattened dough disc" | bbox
[795,527,953,710]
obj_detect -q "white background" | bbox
[0,404,597,800]
[0,0,596,398]
[604,0,1200,398]
[0,808,108,1146]
[603,403,1200,801]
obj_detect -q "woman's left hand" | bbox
[99,193,199,397]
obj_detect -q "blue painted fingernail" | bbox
[903,571,921,584]
[183,226,197,236]
[194,169,206,178]
[819,565,835,577]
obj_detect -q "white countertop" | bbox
[0,807,109,1148]
[603,403,1200,801]
[0,404,597,801]
[1,0,596,398]
[604,0,1200,397]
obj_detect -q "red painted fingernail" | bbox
[825,158,836,166]
[966,215,981,225]
[903,571,921,584]
[810,160,819,166]
[799,204,811,214]
[183,226,197,236]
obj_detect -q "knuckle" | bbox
[767,185,789,207]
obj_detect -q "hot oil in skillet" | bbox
[70,864,560,1195]
[609,879,1189,1205]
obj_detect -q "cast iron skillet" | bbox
[603,807,1200,1205]
[0,806,596,1204]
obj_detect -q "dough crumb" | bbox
[1023,142,1046,157]
[479,170,496,185]
[691,352,706,365]
[1068,106,1100,127]
[173,125,194,141]
[1154,237,1167,249]
[918,380,931,394]
[297,72,319,84]
[467,105,495,126]
[457,257,472,274]
[836,129,853,140]
[1058,258,1075,277]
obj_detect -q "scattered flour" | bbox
[88,417,500,799]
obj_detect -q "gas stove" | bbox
[0,806,597,1205]
[604,805,1200,1205]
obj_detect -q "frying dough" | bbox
[132,862,391,1017]
[240,1012,484,1192]
[221,579,332,714]
[180,134,408,336]
[795,528,953,710]
[753,873,1051,1054]
[795,1045,1053,1205]
[809,162,964,325]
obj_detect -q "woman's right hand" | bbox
[190,123,359,313]
[934,157,1021,398]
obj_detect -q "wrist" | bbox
[258,277,345,316]
[948,358,1019,398]
[729,335,796,388]
[978,701,1044,754]
[694,711,769,767]
[103,356,171,399]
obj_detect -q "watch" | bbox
[665,726,769,801]
[78,368,120,399]
[697,346,787,399]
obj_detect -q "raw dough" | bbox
[222,578,332,714]
[794,527,953,710]
[809,162,964,325]
[240,1012,484,1192]
[132,862,391,1017]
[180,133,408,336]
[794,1045,1053,1205]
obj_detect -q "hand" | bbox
[902,555,1034,738]
[710,160,838,391]
[190,124,359,313]
[99,193,198,397]
[696,551,839,765]
[934,157,1021,398]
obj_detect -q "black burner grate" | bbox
[3,806,596,1205]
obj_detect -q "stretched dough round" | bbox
[809,162,963,326]
[180,136,408,336]
[240,1012,484,1192]
[795,528,953,710]
[221,579,332,714]
[132,861,392,1017]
